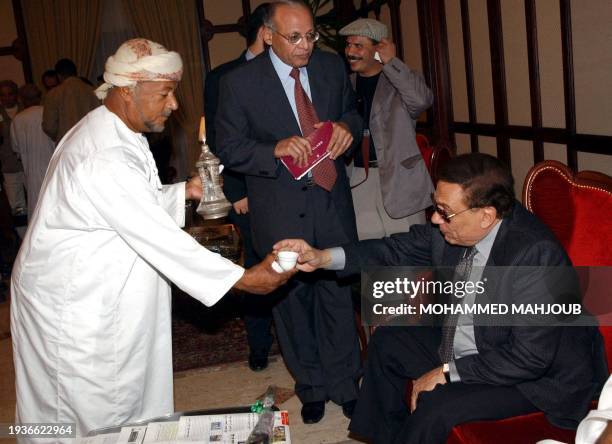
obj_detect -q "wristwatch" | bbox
[442,363,451,383]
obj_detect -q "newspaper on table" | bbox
[80,411,291,444]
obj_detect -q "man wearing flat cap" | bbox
[340,18,434,240]
[11,38,293,442]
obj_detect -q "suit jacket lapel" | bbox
[261,52,302,136]
[307,53,331,122]
[370,72,386,120]
[442,243,465,267]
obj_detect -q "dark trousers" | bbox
[273,271,361,404]
[349,326,538,444]
[0,182,18,275]
[229,210,273,358]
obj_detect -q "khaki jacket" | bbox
[42,76,100,143]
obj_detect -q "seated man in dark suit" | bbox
[275,153,606,444]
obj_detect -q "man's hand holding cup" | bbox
[234,254,297,294]
[273,239,330,272]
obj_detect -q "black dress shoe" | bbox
[301,401,325,424]
[341,400,357,419]
[248,355,268,372]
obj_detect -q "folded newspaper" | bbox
[76,411,291,444]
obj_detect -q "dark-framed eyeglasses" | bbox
[431,193,474,223]
[269,26,320,45]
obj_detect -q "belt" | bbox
[354,160,378,169]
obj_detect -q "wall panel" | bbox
[578,152,612,175]
[572,0,612,136]
[478,136,497,156]
[536,0,565,129]
[401,0,424,74]
[468,0,494,124]
[208,32,245,69]
[501,0,531,126]
[445,0,469,122]
[510,139,533,196]
[204,0,243,24]
[454,133,472,154]
[543,143,567,164]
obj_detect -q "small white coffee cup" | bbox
[276,251,299,271]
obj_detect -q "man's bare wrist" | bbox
[321,249,332,268]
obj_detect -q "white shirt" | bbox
[11,106,244,441]
[10,105,56,217]
[449,220,501,381]
[269,47,312,135]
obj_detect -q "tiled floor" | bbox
[0,299,360,443]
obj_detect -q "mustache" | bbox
[347,56,363,61]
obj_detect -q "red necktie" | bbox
[290,68,337,192]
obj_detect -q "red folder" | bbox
[280,121,333,180]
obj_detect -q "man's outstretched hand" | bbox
[273,239,331,272]
[234,254,296,294]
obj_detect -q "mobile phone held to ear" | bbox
[374,51,382,63]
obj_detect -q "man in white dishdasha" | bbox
[11,38,293,442]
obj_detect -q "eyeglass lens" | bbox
[285,32,319,44]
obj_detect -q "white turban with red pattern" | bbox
[95,38,183,100]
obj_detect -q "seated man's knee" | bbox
[368,327,400,360]
[414,386,457,423]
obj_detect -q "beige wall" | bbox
[205,0,245,69]
[445,0,468,122]
[572,0,612,136]
[536,0,565,129]
[444,0,612,190]
[400,0,424,74]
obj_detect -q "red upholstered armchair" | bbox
[445,160,612,444]
[416,134,452,185]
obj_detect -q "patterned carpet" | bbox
[172,288,280,372]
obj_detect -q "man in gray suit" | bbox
[340,18,434,240]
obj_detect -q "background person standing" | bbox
[204,3,275,372]
[10,84,55,218]
[42,58,99,144]
[340,18,434,240]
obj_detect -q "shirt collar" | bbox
[245,48,256,61]
[474,219,502,260]
[269,47,306,80]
